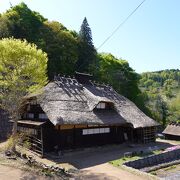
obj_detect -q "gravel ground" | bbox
[0,139,179,180]
[152,164,180,180]
[0,164,58,180]
[160,171,180,180]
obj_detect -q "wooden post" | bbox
[131,128,134,142]
[73,125,75,148]
[41,127,44,158]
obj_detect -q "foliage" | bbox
[39,21,78,78]
[76,17,97,73]
[168,94,180,123]
[79,17,93,47]
[0,3,154,124]
[4,133,20,151]
[0,4,140,102]
[0,38,47,147]
[139,69,180,125]
[0,3,78,79]
[94,53,142,103]
[110,156,140,166]
[0,15,13,38]
[4,2,46,42]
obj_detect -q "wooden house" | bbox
[163,122,180,141]
[17,72,159,156]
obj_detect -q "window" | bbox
[27,113,34,119]
[39,113,48,119]
[104,128,110,133]
[82,128,110,135]
[96,102,106,109]
[83,129,88,135]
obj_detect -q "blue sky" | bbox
[0,0,179,73]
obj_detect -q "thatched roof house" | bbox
[163,122,180,140]
[17,72,158,156]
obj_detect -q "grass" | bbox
[153,149,163,155]
[110,156,140,166]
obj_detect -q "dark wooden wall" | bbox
[165,134,180,141]
[0,109,12,141]
[42,125,127,152]
[16,122,157,154]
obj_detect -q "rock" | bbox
[27,155,33,160]
[21,153,27,159]
[124,152,132,158]
[5,150,12,156]
[7,156,17,160]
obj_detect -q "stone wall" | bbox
[124,149,180,172]
[0,109,12,141]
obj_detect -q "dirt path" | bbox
[0,139,178,179]
[0,164,52,180]
[0,164,23,180]
[77,163,145,180]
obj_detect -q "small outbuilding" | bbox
[163,122,180,141]
[17,72,159,156]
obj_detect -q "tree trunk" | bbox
[11,118,18,152]
[12,119,18,136]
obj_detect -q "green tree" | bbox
[0,15,13,38]
[168,94,180,122]
[0,3,79,79]
[5,2,46,42]
[39,21,78,79]
[0,38,47,149]
[155,95,168,126]
[79,17,93,47]
[139,69,180,125]
[95,53,140,102]
[76,17,97,73]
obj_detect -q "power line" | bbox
[97,0,147,50]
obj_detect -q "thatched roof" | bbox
[163,122,180,136]
[26,73,158,128]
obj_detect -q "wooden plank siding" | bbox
[16,121,157,153]
[42,125,127,152]
[0,109,12,141]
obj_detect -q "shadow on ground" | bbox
[20,172,59,180]
[45,141,175,169]
[75,170,120,180]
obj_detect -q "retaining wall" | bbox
[124,149,180,172]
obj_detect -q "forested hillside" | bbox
[0,3,179,126]
[139,69,180,126]
[0,3,141,104]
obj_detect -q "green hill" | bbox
[139,69,180,126]
[1,3,179,127]
[0,3,141,104]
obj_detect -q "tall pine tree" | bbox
[76,17,97,73]
[79,17,93,47]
